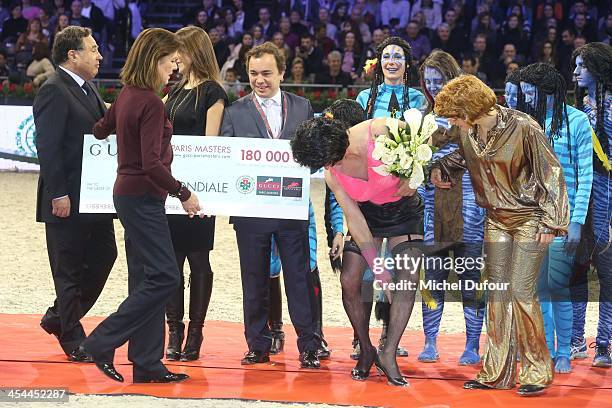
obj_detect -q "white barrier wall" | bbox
[0,104,325,177]
[0,105,39,171]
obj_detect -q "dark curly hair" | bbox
[519,63,569,143]
[320,99,364,262]
[519,62,575,182]
[323,99,365,127]
[365,36,413,119]
[291,117,350,170]
[504,68,524,110]
[572,42,612,156]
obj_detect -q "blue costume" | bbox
[572,93,612,358]
[356,83,426,119]
[537,105,593,363]
[416,117,486,365]
[270,198,344,276]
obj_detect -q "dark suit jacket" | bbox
[220,90,313,232]
[33,68,107,223]
[86,4,106,34]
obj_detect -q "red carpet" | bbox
[1,314,609,406]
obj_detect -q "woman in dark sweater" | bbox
[82,28,202,384]
[163,26,228,362]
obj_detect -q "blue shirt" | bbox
[544,105,593,225]
[270,196,344,274]
[356,83,426,118]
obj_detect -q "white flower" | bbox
[403,108,424,137]
[409,163,425,189]
[381,150,398,165]
[386,117,400,139]
[372,141,387,160]
[399,154,413,169]
[372,164,390,176]
[419,113,438,143]
[375,134,388,144]
[395,143,408,157]
[415,144,433,163]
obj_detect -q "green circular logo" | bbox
[236,175,255,194]
[15,114,37,157]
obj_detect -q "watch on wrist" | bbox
[169,181,187,200]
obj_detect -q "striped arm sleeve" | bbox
[571,115,594,224]
[308,200,318,270]
[328,190,344,235]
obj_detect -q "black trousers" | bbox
[83,194,180,377]
[43,219,117,354]
[235,225,317,353]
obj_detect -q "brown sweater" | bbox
[93,85,190,201]
[431,125,465,243]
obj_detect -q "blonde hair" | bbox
[434,74,497,122]
[175,26,222,109]
[176,26,221,85]
[121,28,180,90]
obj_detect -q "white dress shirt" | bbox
[53,66,89,201]
[254,90,283,138]
[59,65,87,94]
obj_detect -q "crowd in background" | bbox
[0,0,139,84]
[1,0,611,90]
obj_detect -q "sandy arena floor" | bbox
[0,172,601,407]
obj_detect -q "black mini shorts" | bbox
[358,194,424,238]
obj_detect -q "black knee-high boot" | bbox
[166,252,186,361]
[268,276,284,354]
[182,252,213,361]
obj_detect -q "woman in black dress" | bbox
[163,26,228,361]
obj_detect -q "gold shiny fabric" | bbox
[434,106,569,388]
[476,218,554,388]
[434,105,569,235]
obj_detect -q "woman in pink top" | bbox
[292,116,424,386]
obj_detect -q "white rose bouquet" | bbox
[370,109,440,308]
[371,108,438,189]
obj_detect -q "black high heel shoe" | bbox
[375,353,409,387]
[351,346,377,381]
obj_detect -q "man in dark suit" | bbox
[220,42,320,369]
[255,7,277,40]
[34,26,117,362]
[81,0,106,41]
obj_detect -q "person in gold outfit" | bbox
[431,75,569,397]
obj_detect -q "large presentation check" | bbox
[79,135,310,220]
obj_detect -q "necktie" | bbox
[82,82,101,115]
[388,90,401,118]
[263,99,280,138]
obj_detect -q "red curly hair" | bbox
[434,75,497,122]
